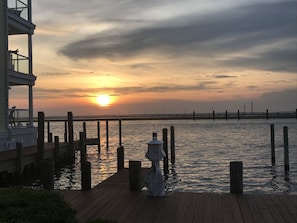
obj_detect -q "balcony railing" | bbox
[8,51,29,75]
[9,108,30,128]
[8,0,29,21]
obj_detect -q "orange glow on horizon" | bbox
[91,94,117,107]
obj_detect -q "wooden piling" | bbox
[212,110,215,120]
[117,146,124,172]
[193,111,196,120]
[270,124,275,166]
[82,122,87,152]
[83,121,87,137]
[162,128,169,177]
[80,132,86,163]
[230,161,243,194]
[225,110,228,120]
[16,142,23,178]
[47,121,52,143]
[284,126,289,172]
[49,133,53,143]
[106,120,109,149]
[81,161,91,190]
[54,136,60,164]
[119,119,122,146]
[37,111,45,170]
[42,160,55,190]
[67,112,74,161]
[97,121,101,153]
[129,161,142,191]
[237,110,240,120]
[64,121,67,142]
[170,126,175,165]
[266,109,269,120]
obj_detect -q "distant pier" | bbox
[41,109,297,122]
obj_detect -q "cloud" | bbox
[34,80,223,100]
[214,74,237,79]
[258,88,297,110]
[58,1,296,73]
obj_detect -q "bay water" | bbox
[47,118,297,194]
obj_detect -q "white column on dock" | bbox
[29,86,33,126]
[28,0,34,127]
[0,0,9,131]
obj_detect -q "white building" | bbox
[0,0,37,151]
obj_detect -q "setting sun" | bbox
[96,94,111,107]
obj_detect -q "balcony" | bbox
[8,50,36,86]
[8,0,35,35]
[8,0,29,21]
[1,108,37,150]
[8,50,28,74]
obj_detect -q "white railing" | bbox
[9,108,30,128]
[8,51,29,74]
[8,0,29,21]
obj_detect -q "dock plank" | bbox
[279,194,297,222]
[193,193,209,222]
[253,193,275,223]
[229,194,244,223]
[153,192,182,223]
[246,194,265,223]
[237,194,254,223]
[58,169,297,223]
[115,191,146,223]
[211,193,222,223]
[221,193,234,223]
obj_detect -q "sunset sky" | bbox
[9,0,297,116]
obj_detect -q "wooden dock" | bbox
[58,169,297,223]
[0,142,71,174]
[0,137,99,175]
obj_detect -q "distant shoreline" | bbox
[37,110,297,122]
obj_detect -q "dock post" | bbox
[225,110,228,120]
[193,111,196,120]
[49,133,53,143]
[284,126,289,172]
[64,121,67,142]
[117,146,124,171]
[237,110,240,120]
[81,161,91,190]
[170,126,175,165]
[230,161,243,194]
[162,128,169,177]
[266,109,269,120]
[42,160,55,190]
[270,124,275,165]
[119,119,122,146]
[67,112,74,161]
[97,121,101,153]
[106,120,109,149]
[54,136,60,165]
[16,142,23,179]
[83,121,87,138]
[80,132,86,163]
[212,110,215,120]
[129,161,142,191]
[47,121,52,143]
[37,111,45,171]
[82,122,87,152]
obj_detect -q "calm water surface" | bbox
[47,118,297,194]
